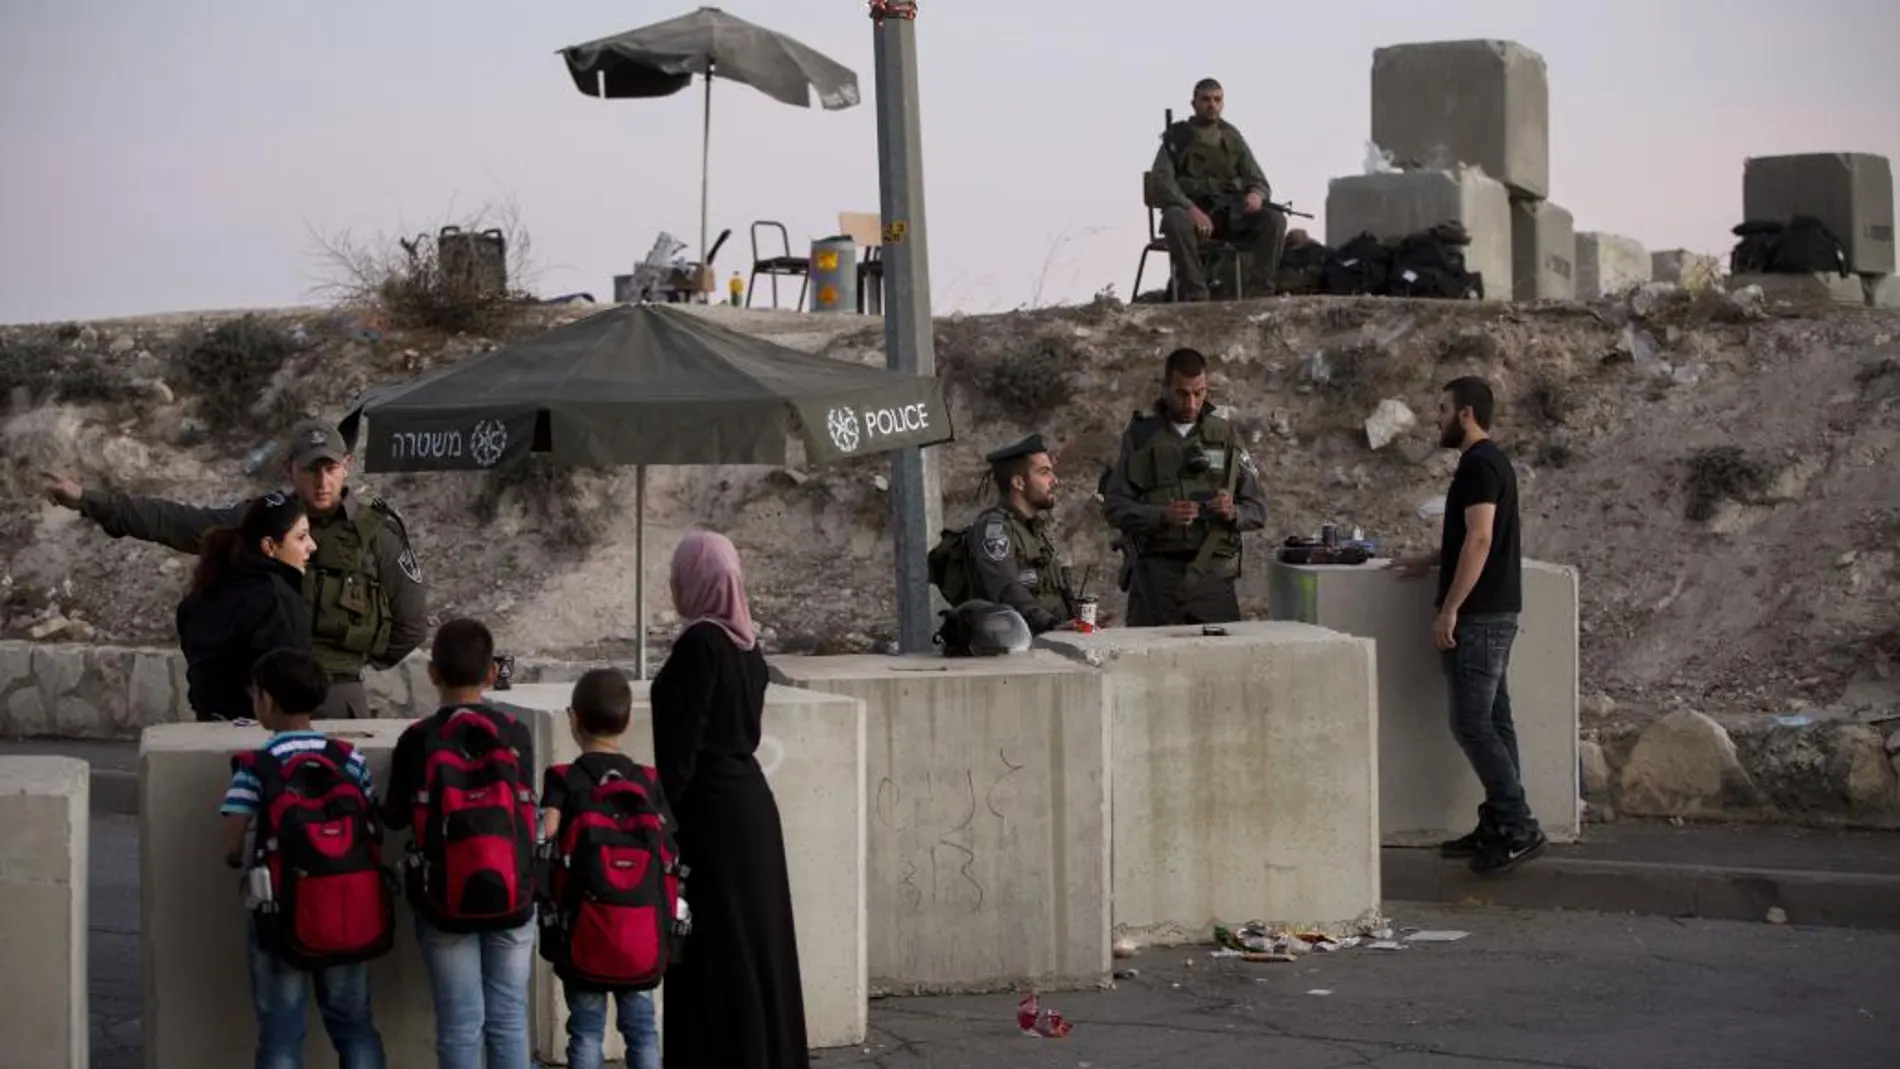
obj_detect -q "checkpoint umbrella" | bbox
[560,6,862,266]
[338,302,952,677]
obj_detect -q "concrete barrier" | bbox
[1325,170,1513,300]
[0,755,89,1069]
[768,653,1111,995]
[1370,39,1551,200]
[1037,622,1380,944]
[1510,197,1575,301]
[1266,558,1582,846]
[139,721,439,1069]
[1729,271,1867,307]
[1743,152,1895,276]
[490,680,868,1055]
[1576,232,1651,298]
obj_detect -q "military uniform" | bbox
[1101,403,1269,625]
[1149,118,1288,301]
[959,435,1075,634]
[75,420,428,718]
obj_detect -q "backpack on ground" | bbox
[1389,223,1483,300]
[1320,232,1392,296]
[926,526,974,606]
[537,762,687,991]
[1769,215,1849,276]
[237,738,397,971]
[1729,219,1783,274]
[405,705,539,932]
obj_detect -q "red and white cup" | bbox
[1075,596,1099,633]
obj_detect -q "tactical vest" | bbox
[1166,122,1241,200]
[1122,413,1244,558]
[301,502,395,677]
[975,505,1072,622]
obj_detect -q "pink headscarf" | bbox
[669,529,758,650]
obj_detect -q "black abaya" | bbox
[651,621,810,1069]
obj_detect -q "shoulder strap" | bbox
[1127,414,1167,454]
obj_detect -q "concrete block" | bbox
[1866,274,1900,308]
[769,653,1110,994]
[491,680,868,1055]
[1744,153,1895,276]
[1370,39,1550,200]
[1575,232,1651,298]
[1652,250,1722,290]
[1266,559,1581,846]
[1036,622,1380,943]
[1509,197,1575,300]
[0,756,89,1069]
[139,720,438,1069]
[1727,272,1866,307]
[1326,169,1513,300]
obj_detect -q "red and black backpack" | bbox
[404,705,539,932]
[537,760,687,991]
[236,737,397,971]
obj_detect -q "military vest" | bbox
[1121,411,1244,558]
[974,505,1072,622]
[1166,121,1241,200]
[300,500,395,676]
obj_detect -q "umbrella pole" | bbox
[698,66,713,293]
[635,464,649,681]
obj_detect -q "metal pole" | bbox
[699,66,714,296]
[870,1,941,653]
[635,464,649,680]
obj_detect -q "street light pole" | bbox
[870,0,942,653]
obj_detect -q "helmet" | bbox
[935,599,1033,657]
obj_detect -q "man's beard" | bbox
[1438,421,1464,449]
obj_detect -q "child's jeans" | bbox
[563,983,660,1069]
[247,917,388,1069]
[412,913,536,1069]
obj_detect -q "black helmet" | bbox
[934,599,1033,657]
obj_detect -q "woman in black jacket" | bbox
[175,491,317,722]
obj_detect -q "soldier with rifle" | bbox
[1149,76,1296,300]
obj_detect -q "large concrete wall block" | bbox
[0,756,90,1069]
[1510,197,1576,301]
[1743,153,1895,276]
[1326,169,1514,301]
[1575,232,1652,299]
[1370,39,1551,200]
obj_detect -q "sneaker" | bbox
[1469,829,1547,876]
[1438,825,1494,859]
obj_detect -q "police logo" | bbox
[980,520,1011,563]
[397,547,423,584]
[308,429,327,446]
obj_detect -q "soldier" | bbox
[939,434,1077,635]
[1102,347,1268,625]
[1149,76,1288,301]
[40,417,429,719]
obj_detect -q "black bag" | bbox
[1389,223,1481,299]
[1320,232,1392,295]
[1274,240,1332,296]
[1769,216,1849,276]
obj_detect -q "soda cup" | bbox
[1076,596,1099,633]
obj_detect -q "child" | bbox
[539,668,667,1069]
[219,647,389,1069]
[381,618,538,1069]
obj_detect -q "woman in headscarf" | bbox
[650,529,810,1069]
[175,491,317,722]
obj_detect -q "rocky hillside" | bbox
[3,287,1898,734]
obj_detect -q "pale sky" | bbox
[2,1,1895,325]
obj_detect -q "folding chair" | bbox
[838,211,885,314]
[1131,108,1244,302]
[746,221,810,310]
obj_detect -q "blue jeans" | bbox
[246,917,387,1069]
[563,983,660,1069]
[412,914,536,1069]
[1439,612,1540,837]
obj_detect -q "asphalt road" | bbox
[87,816,1900,1069]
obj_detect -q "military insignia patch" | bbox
[981,521,1011,563]
[397,547,422,583]
[1239,449,1258,476]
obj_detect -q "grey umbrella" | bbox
[561,6,862,268]
[338,303,952,677]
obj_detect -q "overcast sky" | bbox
[2,0,1895,324]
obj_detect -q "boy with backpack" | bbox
[381,618,539,1069]
[536,667,681,1069]
[220,647,393,1069]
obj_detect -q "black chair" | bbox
[839,211,885,314]
[746,221,810,310]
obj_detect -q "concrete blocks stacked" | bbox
[0,756,89,1069]
[1325,169,1514,299]
[1576,232,1652,299]
[1266,560,1583,846]
[1742,152,1896,307]
[1364,39,1562,301]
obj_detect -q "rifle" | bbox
[1270,200,1315,220]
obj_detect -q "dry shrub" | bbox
[969,337,1078,423]
[311,200,537,335]
[0,333,143,408]
[1683,446,1770,521]
[469,456,607,553]
[171,315,302,439]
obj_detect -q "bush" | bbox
[171,315,301,438]
[468,456,606,553]
[1683,446,1769,521]
[312,201,536,335]
[971,338,1077,423]
[0,334,143,408]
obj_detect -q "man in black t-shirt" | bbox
[1388,376,1546,876]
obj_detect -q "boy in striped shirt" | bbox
[219,648,388,1069]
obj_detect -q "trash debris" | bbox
[1363,398,1416,451]
[1362,141,1398,175]
[1401,930,1470,943]
[1366,940,1406,951]
[1111,937,1138,959]
[1416,495,1447,520]
[1773,715,1812,728]
[1726,283,1766,318]
[1766,907,1788,925]
[1307,989,1333,996]
[1016,993,1072,1038]
[1112,967,1139,980]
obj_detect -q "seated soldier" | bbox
[1149,77,1288,301]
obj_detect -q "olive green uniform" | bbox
[1150,118,1288,301]
[1101,404,1269,625]
[962,504,1074,634]
[76,486,428,718]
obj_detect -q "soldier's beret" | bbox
[983,434,1049,465]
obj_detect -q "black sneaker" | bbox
[1469,829,1547,876]
[1438,826,1494,859]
